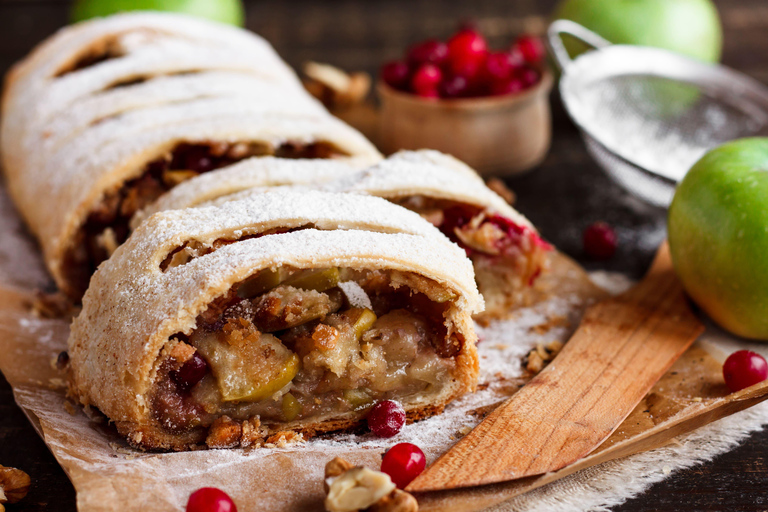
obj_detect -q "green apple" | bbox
[668,138,768,340]
[71,0,245,26]
[554,0,723,63]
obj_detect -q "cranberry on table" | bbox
[411,64,442,97]
[447,28,488,78]
[407,39,448,67]
[583,222,618,260]
[172,352,209,391]
[723,350,768,393]
[380,61,410,90]
[380,442,427,489]
[367,400,406,438]
[186,488,237,512]
[513,34,546,64]
[439,74,469,98]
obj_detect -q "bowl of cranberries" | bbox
[378,27,553,176]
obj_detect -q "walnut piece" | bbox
[205,416,242,449]
[368,489,419,512]
[0,465,31,507]
[323,457,418,512]
[303,61,371,110]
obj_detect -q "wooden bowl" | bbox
[378,70,554,176]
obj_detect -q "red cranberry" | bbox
[172,352,209,391]
[507,45,526,68]
[491,77,524,96]
[367,400,406,438]
[381,443,426,489]
[439,75,469,98]
[411,64,442,97]
[381,61,410,90]
[513,35,546,64]
[173,145,215,173]
[483,52,514,83]
[447,29,488,78]
[407,39,448,67]
[186,488,237,512]
[583,222,618,260]
[723,350,768,392]
[517,66,541,88]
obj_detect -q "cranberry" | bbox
[583,222,617,260]
[407,39,448,67]
[513,35,546,64]
[490,77,524,96]
[723,350,768,393]
[447,29,488,78]
[517,66,541,88]
[410,64,442,97]
[186,488,237,512]
[172,352,209,391]
[367,400,406,438]
[439,75,469,98]
[507,45,526,68]
[483,52,514,83]
[173,145,215,173]
[380,61,410,90]
[381,443,426,489]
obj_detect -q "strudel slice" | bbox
[1,13,380,299]
[133,151,550,321]
[66,190,482,450]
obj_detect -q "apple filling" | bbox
[394,197,551,313]
[61,140,345,298]
[151,266,461,444]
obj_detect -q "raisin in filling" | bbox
[62,140,344,298]
[151,267,462,439]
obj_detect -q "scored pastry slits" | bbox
[67,190,482,451]
[138,150,552,321]
[1,12,381,300]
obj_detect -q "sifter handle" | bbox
[547,20,611,71]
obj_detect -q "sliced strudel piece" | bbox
[134,151,550,321]
[1,13,381,299]
[67,190,482,451]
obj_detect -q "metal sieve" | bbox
[547,20,768,207]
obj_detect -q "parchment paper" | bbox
[0,182,766,512]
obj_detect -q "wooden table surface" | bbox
[1,0,767,510]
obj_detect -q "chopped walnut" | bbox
[169,341,196,365]
[312,324,340,350]
[524,340,565,375]
[240,418,266,448]
[264,431,304,448]
[0,465,30,508]
[205,416,242,449]
[368,490,419,512]
[323,457,418,512]
[303,61,371,110]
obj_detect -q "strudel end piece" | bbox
[1,13,380,299]
[67,190,482,451]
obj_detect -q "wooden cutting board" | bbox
[409,242,705,491]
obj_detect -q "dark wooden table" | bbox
[1,0,767,510]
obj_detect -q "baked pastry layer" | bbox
[0,13,381,299]
[136,150,551,321]
[67,190,482,450]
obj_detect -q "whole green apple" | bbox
[668,138,768,340]
[554,0,722,63]
[72,0,244,26]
